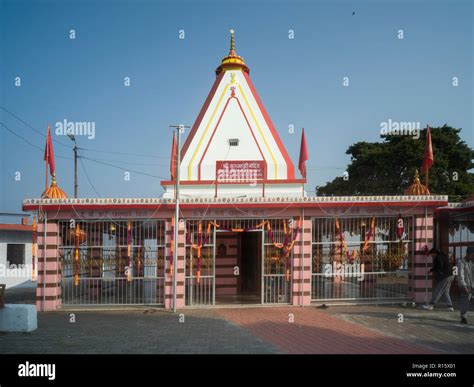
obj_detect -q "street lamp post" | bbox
[169,124,189,313]
[67,134,78,198]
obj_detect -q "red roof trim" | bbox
[180,72,225,161]
[161,178,306,186]
[0,224,33,231]
[197,96,266,180]
[243,71,296,179]
[23,200,447,213]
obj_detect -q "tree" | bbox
[317,126,473,200]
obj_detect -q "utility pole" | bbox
[68,134,78,198]
[170,124,189,313]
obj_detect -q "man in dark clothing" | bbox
[422,248,454,311]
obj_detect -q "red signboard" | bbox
[216,160,266,183]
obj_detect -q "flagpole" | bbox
[426,166,429,192]
[44,125,50,192]
[45,159,48,192]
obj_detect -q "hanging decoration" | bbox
[186,221,214,284]
[32,216,37,280]
[335,218,349,257]
[362,217,376,252]
[127,220,132,282]
[396,214,404,240]
[74,222,79,287]
[209,220,267,232]
[169,215,174,278]
[334,218,359,263]
[266,218,301,282]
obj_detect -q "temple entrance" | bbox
[185,218,294,306]
[239,232,261,296]
[214,231,261,305]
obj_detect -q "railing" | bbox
[185,276,214,306]
[62,277,165,306]
[263,274,291,304]
[311,271,408,301]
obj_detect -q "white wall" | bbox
[0,231,35,289]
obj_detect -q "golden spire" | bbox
[229,29,236,56]
[42,173,68,199]
[405,169,430,195]
[216,29,249,76]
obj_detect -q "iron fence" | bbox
[59,219,166,306]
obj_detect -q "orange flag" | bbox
[43,126,55,176]
[421,127,434,173]
[298,128,308,178]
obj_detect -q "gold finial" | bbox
[229,29,235,56]
[216,29,249,76]
[405,169,430,196]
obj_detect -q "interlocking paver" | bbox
[217,307,437,354]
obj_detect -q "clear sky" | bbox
[0,0,472,220]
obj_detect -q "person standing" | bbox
[422,248,454,311]
[457,246,473,324]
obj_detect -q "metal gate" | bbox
[185,218,293,306]
[60,219,166,306]
[311,216,412,302]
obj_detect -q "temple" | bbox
[161,30,302,199]
[22,32,451,311]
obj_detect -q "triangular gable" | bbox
[180,69,295,181]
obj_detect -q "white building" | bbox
[0,223,35,289]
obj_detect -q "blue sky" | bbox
[0,0,472,220]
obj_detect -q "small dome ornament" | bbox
[216,29,249,75]
[405,170,430,195]
[41,174,68,199]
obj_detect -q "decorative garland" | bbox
[32,216,37,280]
[186,222,213,284]
[209,220,268,233]
[169,215,174,278]
[362,217,376,252]
[266,218,301,282]
[74,223,79,287]
[127,220,132,282]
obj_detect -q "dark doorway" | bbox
[240,232,261,295]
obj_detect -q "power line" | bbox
[79,146,169,159]
[0,122,72,160]
[79,157,102,197]
[78,154,167,167]
[1,105,171,159]
[79,155,168,179]
[0,106,72,148]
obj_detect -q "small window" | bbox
[7,244,25,266]
[228,139,239,146]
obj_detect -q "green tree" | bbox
[317,126,474,200]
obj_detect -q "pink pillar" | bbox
[36,219,62,311]
[292,215,312,306]
[164,218,186,310]
[409,211,434,303]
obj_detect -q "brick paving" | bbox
[217,307,436,354]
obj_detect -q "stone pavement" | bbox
[325,304,474,354]
[1,304,472,354]
[0,309,277,354]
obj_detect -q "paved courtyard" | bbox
[1,303,473,354]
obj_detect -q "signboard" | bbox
[216,160,266,184]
